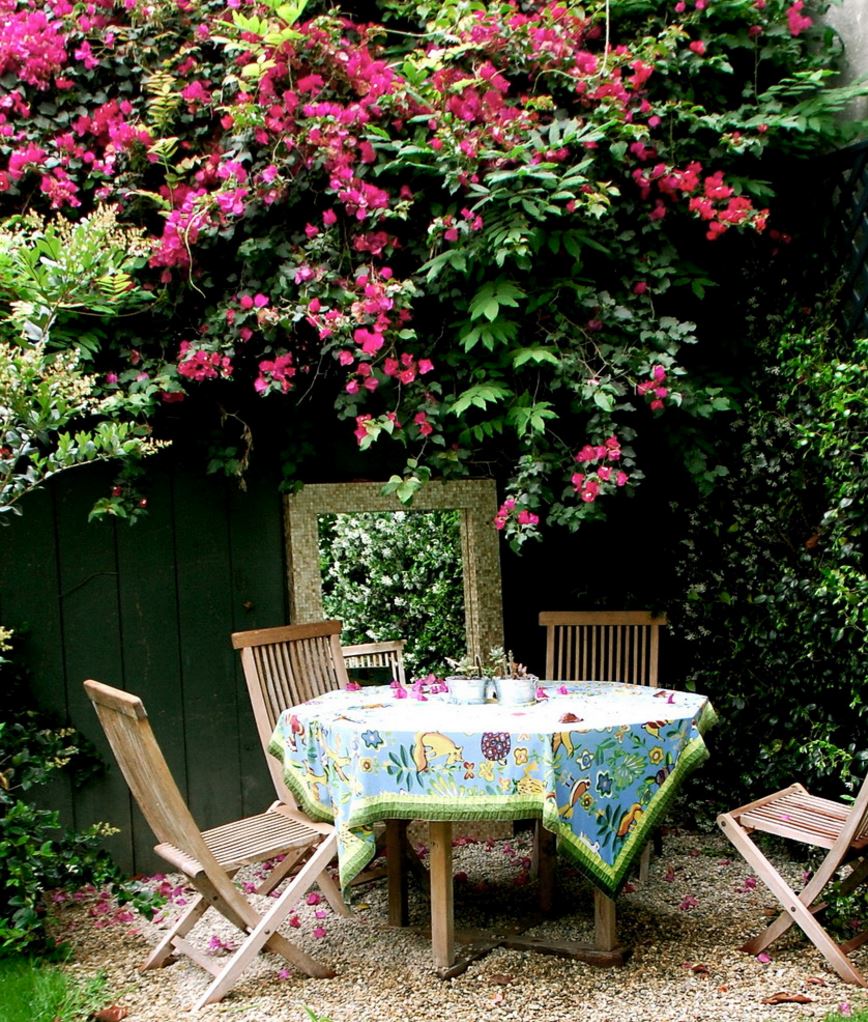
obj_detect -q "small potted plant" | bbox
[490,647,538,706]
[443,652,495,704]
[444,647,539,705]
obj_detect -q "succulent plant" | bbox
[445,646,537,680]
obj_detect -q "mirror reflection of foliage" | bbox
[318,509,466,677]
[670,313,868,813]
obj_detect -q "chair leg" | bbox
[744,852,868,956]
[719,814,868,985]
[257,842,349,918]
[142,893,209,970]
[196,835,340,1008]
[316,861,351,918]
[256,846,308,895]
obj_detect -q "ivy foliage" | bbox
[0,0,864,541]
[671,316,868,806]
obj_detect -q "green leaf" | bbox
[511,346,560,368]
[593,391,615,412]
[459,318,518,352]
[468,279,525,322]
[450,382,512,416]
[506,401,557,437]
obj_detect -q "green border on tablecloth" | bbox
[267,738,336,823]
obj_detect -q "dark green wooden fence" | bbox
[0,460,287,874]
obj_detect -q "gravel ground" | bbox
[52,828,865,1022]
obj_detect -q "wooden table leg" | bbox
[535,823,556,915]
[593,889,617,951]
[428,821,454,970]
[385,820,409,927]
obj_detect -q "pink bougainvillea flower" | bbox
[786,0,812,36]
[414,411,433,436]
[207,934,237,954]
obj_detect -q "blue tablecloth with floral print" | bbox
[268,680,716,897]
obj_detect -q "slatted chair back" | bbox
[342,639,407,687]
[232,620,350,806]
[83,680,237,896]
[539,610,666,686]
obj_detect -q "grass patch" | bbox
[822,1008,867,1021]
[0,956,109,1022]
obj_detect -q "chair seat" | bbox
[736,785,868,851]
[156,809,327,875]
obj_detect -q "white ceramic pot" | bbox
[445,676,490,704]
[493,676,537,706]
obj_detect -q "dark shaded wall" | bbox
[0,458,286,873]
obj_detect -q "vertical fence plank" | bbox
[172,467,241,830]
[55,470,134,871]
[115,469,186,872]
[227,474,288,816]
[0,487,75,829]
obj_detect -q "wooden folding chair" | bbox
[83,679,339,1010]
[718,778,868,984]
[538,610,667,887]
[342,639,407,687]
[232,622,419,902]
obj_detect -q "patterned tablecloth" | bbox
[268,680,716,898]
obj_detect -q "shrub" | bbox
[1,0,865,539]
[0,638,163,955]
